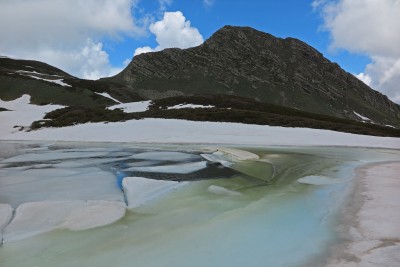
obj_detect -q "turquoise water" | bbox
[1,141,399,267]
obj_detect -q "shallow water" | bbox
[0,141,399,267]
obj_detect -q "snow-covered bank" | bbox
[1,118,399,148]
[0,95,63,135]
[1,95,399,148]
[327,162,400,266]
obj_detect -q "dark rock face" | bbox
[108,26,400,126]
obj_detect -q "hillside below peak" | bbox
[106,25,400,127]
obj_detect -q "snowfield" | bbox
[2,118,400,148]
[0,95,399,148]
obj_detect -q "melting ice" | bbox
[1,141,399,267]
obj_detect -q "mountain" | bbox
[1,26,400,137]
[0,57,142,107]
[105,26,400,127]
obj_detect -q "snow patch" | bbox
[3,200,126,243]
[15,70,70,86]
[122,177,188,208]
[27,75,71,87]
[2,118,400,149]
[0,94,64,138]
[353,111,371,121]
[108,100,151,113]
[167,104,215,109]
[297,175,341,185]
[95,92,122,104]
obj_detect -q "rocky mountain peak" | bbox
[106,25,400,127]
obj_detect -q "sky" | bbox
[0,0,399,103]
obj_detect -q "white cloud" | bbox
[315,0,400,103]
[134,11,204,56]
[0,0,143,79]
[355,72,372,87]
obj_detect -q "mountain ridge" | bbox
[1,25,400,136]
[106,25,400,127]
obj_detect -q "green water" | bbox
[0,142,399,267]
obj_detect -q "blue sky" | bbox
[0,0,399,102]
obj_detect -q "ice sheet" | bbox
[0,204,13,231]
[129,151,200,161]
[0,167,124,207]
[1,151,109,163]
[122,161,207,174]
[122,176,188,208]
[3,200,126,243]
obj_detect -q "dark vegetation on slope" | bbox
[0,107,9,112]
[31,95,400,137]
[0,57,142,107]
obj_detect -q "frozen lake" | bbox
[0,141,399,267]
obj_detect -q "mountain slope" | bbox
[106,26,400,127]
[0,57,142,107]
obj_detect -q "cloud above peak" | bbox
[134,11,204,56]
[315,0,400,103]
[0,0,142,79]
